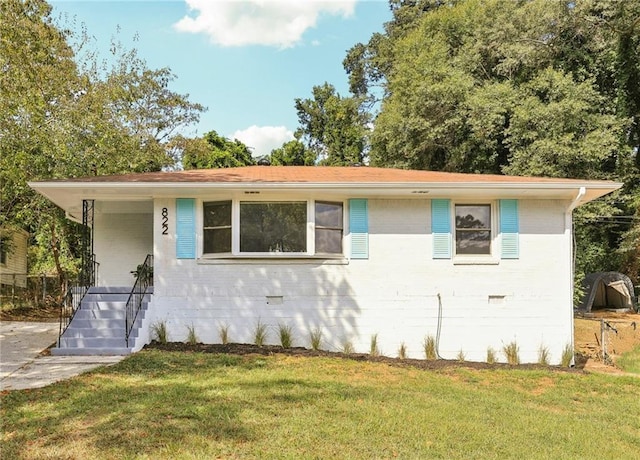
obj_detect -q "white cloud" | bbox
[230,125,294,157]
[174,0,356,48]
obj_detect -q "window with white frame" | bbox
[202,200,344,256]
[454,204,492,255]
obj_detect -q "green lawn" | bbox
[618,345,640,374]
[2,350,639,459]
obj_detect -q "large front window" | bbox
[240,202,307,253]
[202,200,344,256]
[455,204,491,255]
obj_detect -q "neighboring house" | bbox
[0,227,28,289]
[30,166,621,362]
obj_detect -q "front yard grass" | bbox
[2,350,639,459]
[618,345,640,374]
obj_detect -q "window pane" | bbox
[316,228,342,254]
[315,202,343,228]
[240,202,306,253]
[456,230,491,254]
[455,204,491,255]
[204,228,231,253]
[204,201,231,227]
[455,205,490,229]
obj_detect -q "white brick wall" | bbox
[136,197,574,364]
[94,211,153,287]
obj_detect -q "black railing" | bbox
[58,257,98,346]
[59,283,88,347]
[125,254,153,347]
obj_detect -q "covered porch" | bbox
[91,200,154,287]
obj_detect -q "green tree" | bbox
[0,0,204,286]
[179,131,255,169]
[343,0,445,101]
[503,69,624,179]
[269,139,315,166]
[294,83,369,166]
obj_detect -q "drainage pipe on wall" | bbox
[436,293,444,359]
[567,187,586,366]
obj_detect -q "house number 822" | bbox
[161,207,169,235]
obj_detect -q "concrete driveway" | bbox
[0,321,124,391]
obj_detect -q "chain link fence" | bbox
[0,274,64,308]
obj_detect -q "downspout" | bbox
[566,187,586,366]
[568,187,586,212]
[436,293,444,359]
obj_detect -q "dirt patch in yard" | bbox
[574,310,640,374]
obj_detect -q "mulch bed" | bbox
[145,341,587,373]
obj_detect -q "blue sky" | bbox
[50,1,391,157]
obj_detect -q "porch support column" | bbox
[80,199,95,286]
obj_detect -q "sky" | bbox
[50,0,392,157]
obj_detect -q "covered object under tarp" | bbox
[578,272,637,312]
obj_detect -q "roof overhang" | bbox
[29,178,622,222]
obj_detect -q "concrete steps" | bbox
[61,328,139,339]
[52,287,152,356]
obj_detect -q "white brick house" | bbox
[30,166,621,362]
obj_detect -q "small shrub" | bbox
[561,343,574,367]
[151,321,168,344]
[486,347,497,364]
[370,333,380,357]
[341,338,354,355]
[537,344,550,366]
[309,326,323,351]
[423,335,437,360]
[397,342,408,360]
[502,341,520,365]
[186,324,199,345]
[253,320,268,346]
[218,323,230,344]
[278,323,294,348]
[457,349,466,362]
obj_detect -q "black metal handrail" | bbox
[125,254,153,347]
[58,256,99,346]
[58,283,87,347]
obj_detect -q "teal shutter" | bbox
[500,199,519,259]
[349,199,368,259]
[176,198,196,259]
[431,199,451,259]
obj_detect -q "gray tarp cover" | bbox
[578,272,637,312]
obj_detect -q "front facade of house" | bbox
[31,166,621,363]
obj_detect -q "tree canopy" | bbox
[0,0,205,282]
[268,139,315,166]
[294,83,369,166]
[178,130,255,169]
